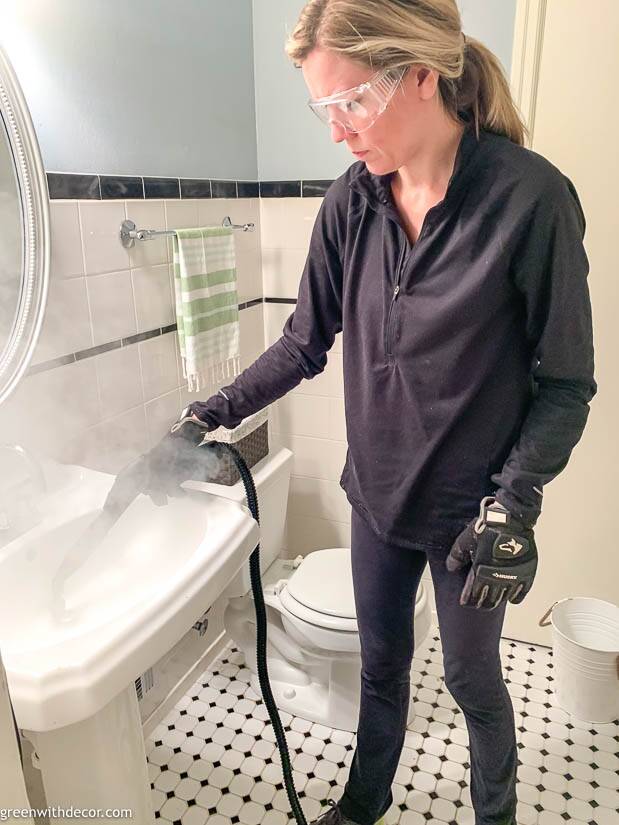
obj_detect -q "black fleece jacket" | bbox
[193,124,596,550]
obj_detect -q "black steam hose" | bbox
[204,442,308,825]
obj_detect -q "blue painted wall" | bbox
[1,0,258,179]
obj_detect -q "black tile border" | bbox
[46,172,334,200]
[121,328,162,346]
[100,175,144,199]
[47,173,101,200]
[74,339,122,361]
[240,297,265,310]
[237,181,260,198]
[144,177,181,199]
[259,180,301,198]
[180,179,212,199]
[301,180,333,197]
[27,353,78,374]
[26,297,297,376]
[211,179,238,198]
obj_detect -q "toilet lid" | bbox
[286,548,356,620]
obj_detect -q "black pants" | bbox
[337,507,518,825]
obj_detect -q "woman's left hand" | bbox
[445,498,539,610]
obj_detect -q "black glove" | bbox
[103,417,223,516]
[445,496,538,610]
[143,421,220,505]
[170,400,219,431]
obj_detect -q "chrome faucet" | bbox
[0,443,47,536]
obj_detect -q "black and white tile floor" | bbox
[145,628,619,825]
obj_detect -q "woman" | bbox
[181,1,596,823]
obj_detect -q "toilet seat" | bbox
[269,546,425,635]
[278,548,357,632]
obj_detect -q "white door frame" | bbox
[510,0,548,146]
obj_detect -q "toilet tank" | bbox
[183,447,293,597]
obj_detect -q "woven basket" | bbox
[199,408,269,485]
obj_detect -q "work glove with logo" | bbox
[445,496,538,610]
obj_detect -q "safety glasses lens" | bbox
[308,69,403,133]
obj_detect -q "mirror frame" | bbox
[0,46,50,406]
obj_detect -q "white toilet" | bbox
[190,446,432,732]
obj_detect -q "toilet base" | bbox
[249,662,418,733]
[226,575,433,733]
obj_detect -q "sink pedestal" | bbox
[26,685,153,824]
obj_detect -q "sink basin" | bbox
[0,461,259,732]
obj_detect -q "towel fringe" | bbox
[182,354,241,394]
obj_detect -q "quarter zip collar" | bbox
[348,120,482,217]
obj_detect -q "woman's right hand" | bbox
[170,401,218,433]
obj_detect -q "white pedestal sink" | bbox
[0,460,259,824]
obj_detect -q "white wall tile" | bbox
[291,366,331,398]
[259,198,321,249]
[261,247,308,298]
[287,475,352,524]
[272,394,331,439]
[328,352,344,396]
[264,303,293,348]
[139,333,179,402]
[93,405,149,474]
[275,434,347,482]
[0,359,101,460]
[86,270,137,345]
[63,404,148,475]
[95,345,143,420]
[32,276,92,363]
[79,201,130,275]
[327,397,347,441]
[232,198,261,256]
[125,200,168,268]
[145,389,183,448]
[284,513,351,558]
[239,304,265,355]
[289,350,343,399]
[132,264,174,332]
[49,201,84,278]
[165,200,199,231]
[196,197,236,230]
[332,330,342,356]
[235,247,262,301]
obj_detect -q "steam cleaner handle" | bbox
[170,404,216,436]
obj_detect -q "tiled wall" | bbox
[0,193,264,476]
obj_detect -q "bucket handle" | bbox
[538,600,559,627]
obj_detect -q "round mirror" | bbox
[0,46,49,406]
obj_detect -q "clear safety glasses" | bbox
[307,67,406,133]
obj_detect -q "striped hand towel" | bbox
[172,226,241,393]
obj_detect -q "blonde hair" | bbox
[285,0,527,146]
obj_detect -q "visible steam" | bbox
[49,425,228,624]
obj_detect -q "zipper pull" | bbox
[393,285,400,297]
